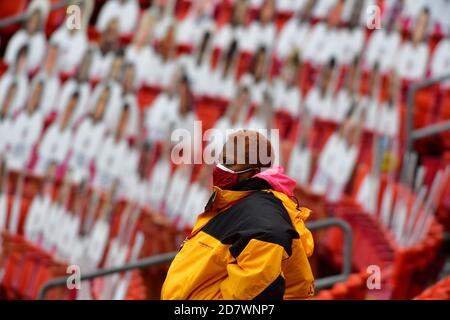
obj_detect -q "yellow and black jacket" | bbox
[161,177,314,300]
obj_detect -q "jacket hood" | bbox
[254,166,297,197]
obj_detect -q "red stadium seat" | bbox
[211,47,222,69]
[414,275,450,300]
[139,0,152,9]
[174,0,192,20]
[214,1,233,27]
[45,0,67,36]
[274,111,297,140]
[87,26,100,42]
[0,0,28,34]
[236,51,253,79]
[275,11,294,32]
[137,86,162,110]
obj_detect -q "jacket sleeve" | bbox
[219,235,292,300]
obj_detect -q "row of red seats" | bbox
[0,231,67,299]
[0,231,147,299]
[307,146,449,300]
[314,271,370,300]
[0,170,179,299]
[390,221,445,299]
[322,194,445,299]
[414,275,450,300]
[421,155,450,233]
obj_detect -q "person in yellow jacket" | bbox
[162,130,314,300]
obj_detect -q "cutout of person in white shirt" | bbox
[210,39,239,100]
[333,55,361,124]
[164,164,193,220]
[378,74,400,141]
[272,51,303,118]
[287,111,313,185]
[364,16,401,74]
[145,68,181,143]
[327,109,364,201]
[125,12,159,87]
[146,141,173,212]
[311,104,358,197]
[33,43,61,117]
[241,0,276,53]
[179,29,214,97]
[431,35,450,87]
[7,80,45,171]
[94,103,131,190]
[175,0,216,47]
[121,62,140,139]
[23,164,56,244]
[375,73,401,169]
[4,0,49,73]
[359,62,382,132]
[58,48,94,123]
[90,50,126,136]
[96,0,140,36]
[136,141,154,182]
[152,1,176,42]
[172,74,200,163]
[117,142,143,202]
[0,44,29,118]
[147,23,178,88]
[50,0,91,74]
[245,46,271,106]
[302,0,344,66]
[176,73,197,129]
[54,178,86,262]
[338,3,365,66]
[213,0,247,51]
[395,7,430,80]
[91,18,121,80]
[304,57,338,120]
[276,0,315,61]
[0,82,18,155]
[177,164,211,230]
[91,80,122,133]
[35,91,79,175]
[246,88,274,131]
[69,87,109,183]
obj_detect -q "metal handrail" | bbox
[406,73,450,152]
[38,251,177,300]
[307,218,352,290]
[38,218,352,299]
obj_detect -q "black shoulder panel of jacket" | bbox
[202,190,300,258]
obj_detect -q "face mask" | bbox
[212,163,258,189]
